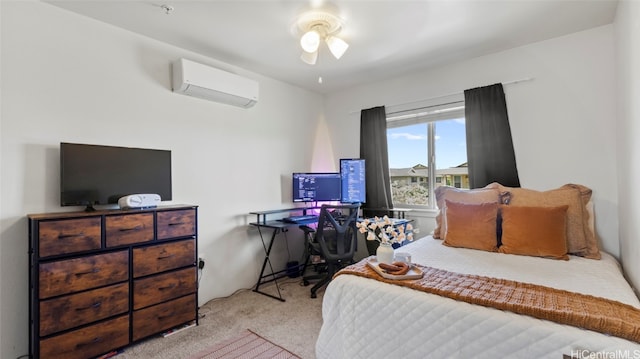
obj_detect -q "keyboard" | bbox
[282,215,318,223]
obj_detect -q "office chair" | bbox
[301,203,360,298]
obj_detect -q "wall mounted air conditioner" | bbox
[172,58,259,108]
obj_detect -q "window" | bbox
[454,175,462,188]
[387,101,469,209]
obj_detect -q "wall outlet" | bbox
[198,257,205,270]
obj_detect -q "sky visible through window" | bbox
[387,118,467,169]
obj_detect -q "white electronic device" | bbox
[118,194,161,209]
[172,58,259,108]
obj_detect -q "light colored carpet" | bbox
[187,329,300,359]
[115,278,324,359]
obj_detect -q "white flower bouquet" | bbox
[356,215,414,245]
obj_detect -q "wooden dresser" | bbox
[28,205,198,359]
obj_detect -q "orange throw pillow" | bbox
[442,200,499,252]
[433,186,501,239]
[499,205,569,260]
[488,182,599,259]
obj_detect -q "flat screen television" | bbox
[60,142,172,211]
[292,172,341,203]
[340,158,366,203]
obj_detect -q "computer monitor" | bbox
[292,172,342,203]
[340,159,366,203]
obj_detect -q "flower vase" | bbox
[376,242,394,264]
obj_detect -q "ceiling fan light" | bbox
[326,36,349,59]
[300,30,321,53]
[300,50,318,65]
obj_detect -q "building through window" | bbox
[387,101,469,209]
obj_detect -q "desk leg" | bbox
[253,226,286,302]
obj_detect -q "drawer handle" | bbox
[75,268,100,276]
[157,312,175,321]
[76,336,103,348]
[168,222,185,226]
[157,254,175,260]
[158,283,177,291]
[119,225,142,232]
[76,301,102,311]
[58,232,84,239]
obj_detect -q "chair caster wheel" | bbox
[303,280,310,286]
[311,292,317,298]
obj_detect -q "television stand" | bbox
[27,205,199,358]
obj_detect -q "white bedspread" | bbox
[316,237,640,359]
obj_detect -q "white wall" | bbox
[0,2,323,358]
[324,25,620,259]
[615,1,640,294]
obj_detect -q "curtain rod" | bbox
[386,100,464,116]
[349,77,534,115]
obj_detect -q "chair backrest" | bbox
[315,203,360,262]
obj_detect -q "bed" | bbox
[316,184,640,359]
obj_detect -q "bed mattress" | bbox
[316,237,640,359]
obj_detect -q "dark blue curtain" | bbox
[464,84,520,188]
[360,106,394,255]
[360,106,394,217]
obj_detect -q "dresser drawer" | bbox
[105,213,154,247]
[157,209,196,240]
[39,250,129,299]
[39,217,102,257]
[39,314,129,359]
[132,294,196,341]
[133,239,195,278]
[40,282,129,336]
[134,267,196,310]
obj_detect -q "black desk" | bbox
[249,207,320,302]
[250,207,413,301]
